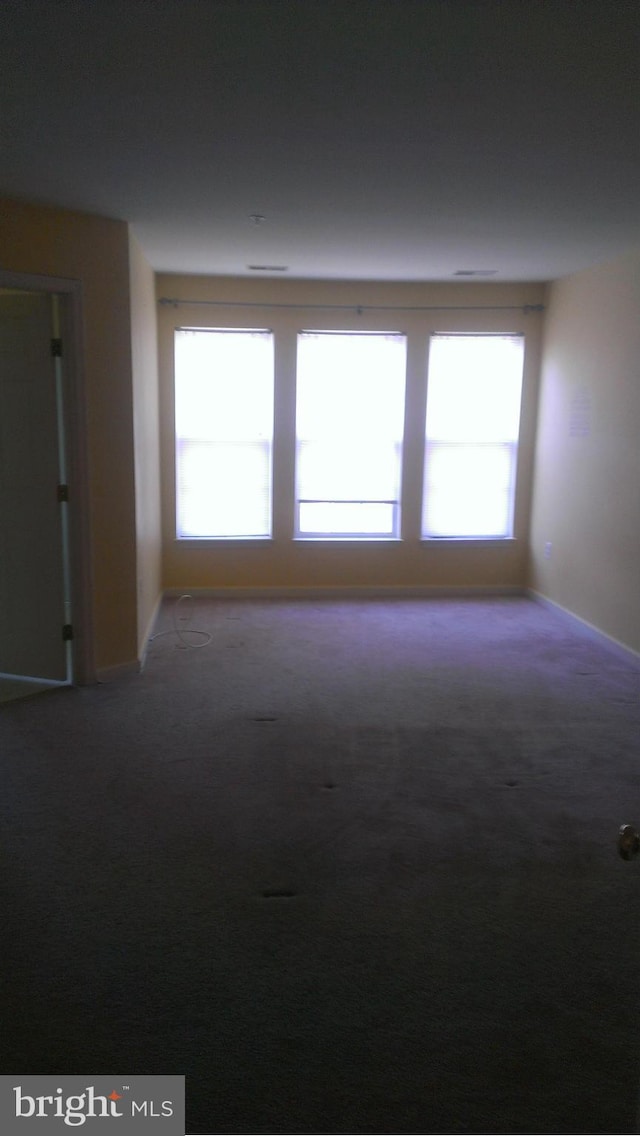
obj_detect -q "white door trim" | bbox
[0,269,96,684]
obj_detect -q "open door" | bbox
[0,289,71,694]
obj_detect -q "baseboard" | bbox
[162,584,526,601]
[95,659,142,683]
[138,591,164,671]
[0,671,68,687]
[528,590,640,667]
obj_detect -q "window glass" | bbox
[422,335,524,538]
[174,329,274,538]
[296,332,406,538]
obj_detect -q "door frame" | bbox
[0,269,95,685]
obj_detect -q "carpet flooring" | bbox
[1,595,639,1134]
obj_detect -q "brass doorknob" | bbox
[618,825,640,860]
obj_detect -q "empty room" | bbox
[0,1,639,1133]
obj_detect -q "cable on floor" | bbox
[149,593,212,649]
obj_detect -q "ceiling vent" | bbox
[247,264,288,272]
[454,269,497,277]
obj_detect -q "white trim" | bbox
[0,671,69,687]
[0,270,96,685]
[528,590,640,667]
[138,591,164,670]
[0,270,80,293]
[96,659,142,683]
[163,584,525,601]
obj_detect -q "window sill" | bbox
[421,536,518,543]
[175,536,273,543]
[294,535,402,543]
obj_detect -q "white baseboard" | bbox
[162,584,526,601]
[0,671,68,687]
[138,592,164,671]
[528,590,640,667]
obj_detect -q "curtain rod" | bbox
[159,297,544,315]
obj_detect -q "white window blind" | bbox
[174,328,274,538]
[422,334,524,539]
[295,331,407,538]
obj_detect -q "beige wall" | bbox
[157,273,544,592]
[129,233,162,655]
[529,249,640,654]
[0,198,138,673]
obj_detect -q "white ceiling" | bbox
[1,0,639,282]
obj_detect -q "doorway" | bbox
[0,286,78,701]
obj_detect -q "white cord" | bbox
[150,594,212,650]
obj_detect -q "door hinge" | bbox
[51,337,63,357]
[62,624,74,641]
[57,484,69,503]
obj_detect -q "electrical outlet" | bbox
[544,541,552,560]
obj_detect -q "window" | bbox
[422,334,524,539]
[174,328,274,538]
[295,331,407,538]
